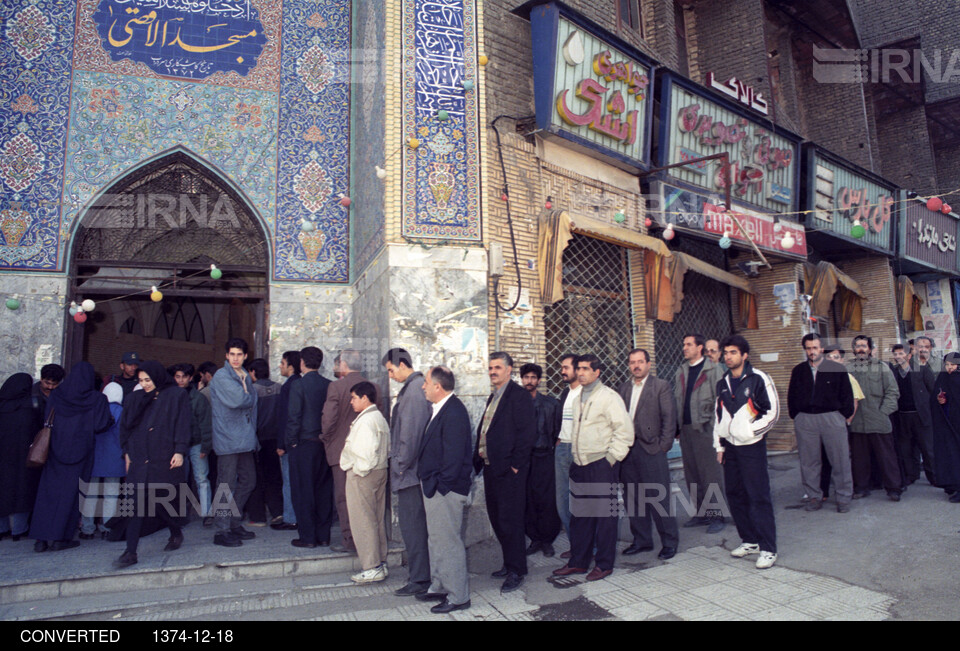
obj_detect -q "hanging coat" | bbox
[29,362,112,542]
[0,373,43,517]
[931,369,960,493]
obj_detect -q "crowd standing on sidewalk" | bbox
[4,330,960,615]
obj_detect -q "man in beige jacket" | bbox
[553,355,633,582]
[341,381,390,584]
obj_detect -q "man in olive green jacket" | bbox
[848,335,902,501]
[673,334,726,532]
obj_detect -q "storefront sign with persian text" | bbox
[811,153,896,252]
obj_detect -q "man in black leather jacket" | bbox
[520,364,562,558]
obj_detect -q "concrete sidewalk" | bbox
[2,452,959,620]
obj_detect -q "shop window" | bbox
[544,235,634,395]
[618,0,643,37]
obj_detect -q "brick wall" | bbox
[934,144,960,199]
[875,105,939,195]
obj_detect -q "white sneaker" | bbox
[756,551,777,569]
[351,565,387,584]
[730,543,760,558]
[379,562,389,578]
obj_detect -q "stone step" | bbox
[0,547,404,613]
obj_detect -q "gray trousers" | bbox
[795,412,853,505]
[215,452,256,533]
[422,488,469,606]
[397,484,431,585]
[679,424,725,518]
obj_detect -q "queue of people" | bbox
[3,331,960,615]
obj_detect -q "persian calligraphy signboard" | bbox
[93,0,267,79]
[901,197,960,274]
[527,3,655,169]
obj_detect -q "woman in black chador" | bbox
[116,361,191,568]
[931,352,960,503]
[30,362,112,552]
[0,373,43,540]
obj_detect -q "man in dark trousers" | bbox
[519,363,561,558]
[474,352,536,593]
[321,349,366,553]
[618,348,679,561]
[417,366,473,614]
[286,346,334,547]
[272,350,301,531]
[674,334,726,533]
[890,343,937,487]
[787,333,856,513]
[383,348,433,596]
[247,358,284,526]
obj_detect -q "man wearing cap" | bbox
[106,352,141,396]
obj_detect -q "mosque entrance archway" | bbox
[66,149,270,378]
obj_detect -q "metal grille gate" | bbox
[653,237,733,385]
[543,235,634,395]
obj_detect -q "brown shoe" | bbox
[552,564,588,577]
[560,550,572,559]
[586,567,613,581]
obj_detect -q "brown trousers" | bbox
[345,468,388,570]
[331,465,354,549]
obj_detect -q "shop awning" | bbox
[673,251,752,293]
[538,210,671,305]
[538,210,756,326]
[805,261,867,331]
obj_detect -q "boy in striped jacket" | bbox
[713,335,780,570]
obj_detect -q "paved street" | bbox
[3,453,959,621]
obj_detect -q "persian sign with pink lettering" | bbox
[658,72,801,215]
[528,5,654,168]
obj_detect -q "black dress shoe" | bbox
[415,591,448,602]
[395,582,430,597]
[291,539,317,548]
[78,532,96,540]
[230,527,255,540]
[11,534,23,542]
[317,540,330,546]
[0,531,10,541]
[114,551,138,568]
[501,572,524,593]
[34,540,48,553]
[431,599,471,614]
[683,516,710,528]
[164,533,183,551]
[623,543,654,556]
[525,541,542,555]
[657,546,677,560]
[270,522,298,531]
[541,543,555,558]
[214,533,243,547]
[491,566,509,578]
[50,540,80,551]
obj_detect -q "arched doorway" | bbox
[66,149,270,378]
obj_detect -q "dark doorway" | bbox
[66,149,269,377]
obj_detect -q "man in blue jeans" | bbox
[173,364,213,526]
[272,350,301,531]
[555,354,580,559]
[209,338,259,547]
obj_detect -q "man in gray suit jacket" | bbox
[619,349,679,560]
[383,348,433,596]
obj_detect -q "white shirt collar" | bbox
[689,357,704,367]
[431,391,455,420]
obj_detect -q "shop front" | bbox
[896,196,960,356]
[801,144,901,355]
[648,71,806,449]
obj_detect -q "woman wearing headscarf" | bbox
[0,373,44,541]
[932,352,960,503]
[30,362,113,552]
[115,361,191,568]
[79,383,126,539]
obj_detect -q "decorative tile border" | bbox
[0,0,76,270]
[273,0,351,282]
[401,0,481,242]
[73,0,282,93]
[62,70,279,265]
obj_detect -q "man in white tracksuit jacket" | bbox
[713,335,780,570]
